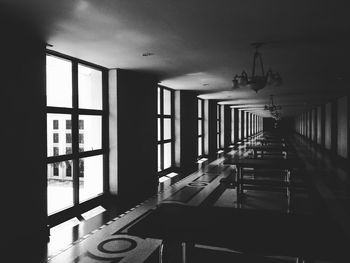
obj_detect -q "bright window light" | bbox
[81,206,106,220]
[197,158,208,164]
[51,217,80,232]
[159,176,170,183]
[166,172,178,178]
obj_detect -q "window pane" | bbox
[157,87,161,115]
[47,113,71,157]
[198,100,202,118]
[79,115,102,152]
[78,64,103,110]
[46,55,72,108]
[47,160,74,215]
[158,118,161,141]
[163,89,171,115]
[53,120,59,129]
[79,155,103,203]
[66,120,72,129]
[163,118,172,140]
[158,144,161,172]
[164,143,172,169]
[198,137,202,156]
[198,119,202,135]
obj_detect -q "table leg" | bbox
[286,170,291,213]
[236,166,241,203]
[239,167,244,196]
[181,242,187,263]
[159,242,164,263]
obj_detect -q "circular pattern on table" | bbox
[188,182,208,187]
[98,238,137,254]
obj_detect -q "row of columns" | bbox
[295,95,349,159]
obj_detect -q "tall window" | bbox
[198,98,204,158]
[244,112,248,138]
[231,108,235,143]
[46,52,107,216]
[238,109,242,141]
[157,86,174,173]
[217,104,221,150]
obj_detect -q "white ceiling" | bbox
[3,0,350,117]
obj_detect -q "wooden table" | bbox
[245,144,291,158]
[127,203,348,263]
[223,157,302,202]
[256,138,286,146]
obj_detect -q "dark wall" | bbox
[331,101,338,154]
[263,118,275,131]
[279,117,294,134]
[325,102,332,150]
[178,91,198,174]
[296,95,349,161]
[317,106,324,146]
[1,6,47,260]
[337,96,348,158]
[311,109,316,142]
[116,69,158,205]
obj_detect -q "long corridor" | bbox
[45,133,350,263]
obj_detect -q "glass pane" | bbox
[78,64,103,110]
[231,109,235,142]
[163,89,171,115]
[198,137,202,156]
[157,87,161,115]
[47,160,73,215]
[164,142,172,169]
[163,118,172,140]
[217,134,220,149]
[198,119,202,135]
[47,113,71,157]
[217,105,220,119]
[79,115,102,152]
[79,155,103,203]
[158,118,161,141]
[217,121,220,133]
[158,144,162,172]
[198,100,202,118]
[46,55,72,108]
[238,112,242,140]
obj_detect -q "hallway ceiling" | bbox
[4,0,350,117]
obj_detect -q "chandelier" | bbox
[264,95,282,120]
[232,43,282,93]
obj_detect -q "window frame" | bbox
[197,98,204,158]
[217,104,221,150]
[157,85,174,175]
[46,50,109,225]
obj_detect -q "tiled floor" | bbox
[43,135,350,263]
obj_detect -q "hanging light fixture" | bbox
[232,43,282,93]
[264,95,282,120]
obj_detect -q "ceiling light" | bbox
[232,43,282,93]
[264,95,282,120]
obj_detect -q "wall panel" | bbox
[337,96,348,158]
[325,102,332,150]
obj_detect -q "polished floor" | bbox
[43,134,350,263]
